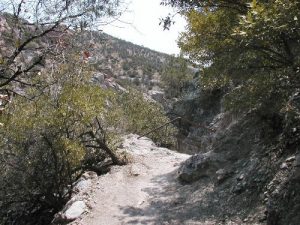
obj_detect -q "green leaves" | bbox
[120,88,178,147]
[161,55,193,98]
[173,0,300,113]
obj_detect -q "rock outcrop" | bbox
[177,151,227,183]
[169,85,300,224]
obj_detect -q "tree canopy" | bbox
[162,0,300,113]
[0,0,121,94]
[161,55,193,98]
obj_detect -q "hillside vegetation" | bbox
[0,3,177,224]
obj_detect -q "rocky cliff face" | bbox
[169,83,300,224]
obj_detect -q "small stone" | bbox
[138,200,145,205]
[233,183,245,194]
[64,201,86,221]
[216,169,225,175]
[292,167,300,180]
[286,156,296,163]
[280,163,288,169]
[237,174,245,181]
[130,165,140,176]
[243,218,248,222]
[173,162,179,167]
[258,215,267,222]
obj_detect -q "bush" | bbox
[119,89,178,147]
[0,81,122,224]
[161,55,193,98]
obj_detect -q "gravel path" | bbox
[72,134,191,225]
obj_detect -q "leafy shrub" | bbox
[0,81,123,224]
[119,89,178,147]
[161,56,193,98]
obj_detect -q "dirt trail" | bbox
[71,134,192,225]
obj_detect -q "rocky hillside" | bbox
[166,81,300,225]
[73,31,171,91]
[0,12,171,94]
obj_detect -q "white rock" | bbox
[286,156,296,163]
[130,164,141,176]
[237,174,245,181]
[280,163,288,169]
[74,179,92,191]
[216,169,225,175]
[64,200,86,220]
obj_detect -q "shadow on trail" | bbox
[116,166,265,225]
[116,168,222,225]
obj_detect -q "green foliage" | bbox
[171,0,300,113]
[0,52,177,223]
[0,0,122,92]
[0,58,123,224]
[161,55,193,98]
[120,89,178,147]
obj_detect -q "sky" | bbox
[101,0,186,55]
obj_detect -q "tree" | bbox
[119,88,178,147]
[162,0,300,113]
[0,0,121,94]
[161,55,193,98]
[0,56,126,224]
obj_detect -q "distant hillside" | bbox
[76,31,172,91]
[0,12,172,93]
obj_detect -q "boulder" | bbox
[177,151,226,183]
[148,90,165,103]
[91,72,105,84]
[74,178,92,192]
[216,168,233,184]
[52,171,97,224]
[52,200,87,223]
[64,200,86,221]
